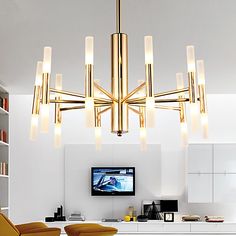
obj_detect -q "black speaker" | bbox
[137,215,149,222]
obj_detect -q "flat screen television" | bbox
[91,167,135,196]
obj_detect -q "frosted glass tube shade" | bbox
[54,123,62,148]
[140,127,147,151]
[146,97,155,128]
[197,60,205,85]
[40,104,50,133]
[85,36,94,65]
[30,114,39,141]
[55,74,62,90]
[35,61,43,86]
[43,47,52,73]
[95,127,102,151]
[144,36,153,64]
[85,97,94,128]
[187,46,196,72]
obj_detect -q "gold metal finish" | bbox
[85,64,94,98]
[188,71,197,103]
[122,82,146,102]
[94,82,116,101]
[198,84,207,114]
[154,87,189,98]
[116,0,121,33]
[127,97,146,104]
[95,107,101,127]
[98,106,111,115]
[155,105,180,111]
[42,73,50,104]
[155,98,190,103]
[139,107,146,128]
[31,0,208,142]
[60,106,85,111]
[55,98,62,124]
[111,33,128,136]
[146,64,154,97]
[50,99,85,104]
[128,106,141,115]
[50,88,85,98]
[179,102,186,123]
[32,85,41,115]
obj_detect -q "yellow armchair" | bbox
[0,213,61,236]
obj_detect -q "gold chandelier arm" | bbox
[50,99,85,104]
[154,87,189,98]
[60,105,85,111]
[94,82,117,102]
[155,98,190,103]
[98,106,111,116]
[122,82,146,103]
[155,105,180,111]
[94,97,112,103]
[50,88,85,98]
[128,106,142,116]
[126,96,146,104]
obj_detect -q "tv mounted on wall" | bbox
[91,167,135,196]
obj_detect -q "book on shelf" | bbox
[3,98,8,111]
[0,162,8,175]
[0,130,7,143]
[0,97,8,112]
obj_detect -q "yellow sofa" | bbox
[0,213,61,236]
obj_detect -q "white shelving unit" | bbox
[0,85,9,216]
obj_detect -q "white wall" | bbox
[9,94,236,223]
[64,144,161,219]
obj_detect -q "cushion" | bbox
[65,223,117,236]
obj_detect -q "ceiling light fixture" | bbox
[30,0,208,149]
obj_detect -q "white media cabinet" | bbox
[46,220,236,234]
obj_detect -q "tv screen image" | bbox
[91,167,135,196]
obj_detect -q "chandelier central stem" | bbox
[116,0,121,33]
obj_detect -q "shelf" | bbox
[0,141,9,146]
[0,207,8,210]
[0,174,9,178]
[0,107,8,115]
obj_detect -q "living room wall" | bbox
[9,94,236,223]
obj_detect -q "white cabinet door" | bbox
[164,223,191,232]
[138,223,164,232]
[188,144,213,173]
[214,144,236,173]
[191,223,221,232]
[214,174,236,202]
[112,223,137,232]
[188,174,213,203]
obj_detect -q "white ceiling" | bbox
[1,0,236,94]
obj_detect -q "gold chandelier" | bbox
[30,0,208,149]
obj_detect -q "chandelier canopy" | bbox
[30,0,208,149]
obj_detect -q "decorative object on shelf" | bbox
[0,162,8,175]
[68,212,85,221]
[0,97,8,112]
[142,200,162,220]
[161,200,178,222]
[102,218,122,222]
[0,129,7,143]
[137,215,149,222]
[30,0,208,149]
[45,205,66,222]
[124,215,131,222]
[182,215,201,221]
[205,215,224,223]
[164,213,174,222]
